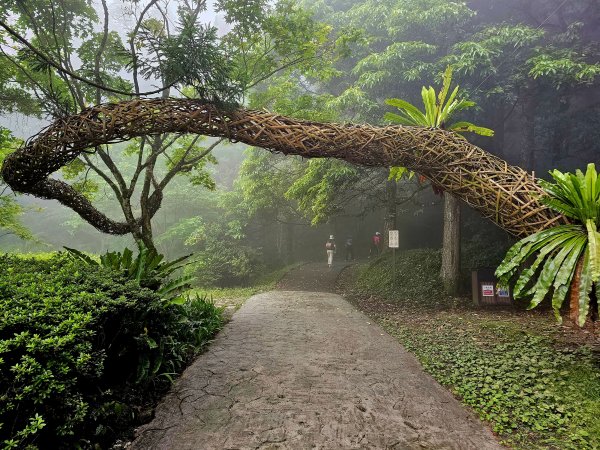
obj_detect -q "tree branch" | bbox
[0,18,177,97]
[94,0,111,105]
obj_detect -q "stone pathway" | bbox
[132,263,503,449]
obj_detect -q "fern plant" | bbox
[384,66,494,135]
[496,163,600,326]
[385,66,493,182]
[65,244,194,302]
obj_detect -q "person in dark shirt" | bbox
[345,236,354,261]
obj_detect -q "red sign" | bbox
[482,284,494,296]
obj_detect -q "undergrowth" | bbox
[355,249,453,307]
[349,249,600,449]
[0,253,223,449]
[192,262,303,309]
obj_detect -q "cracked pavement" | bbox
[132,263,503,449]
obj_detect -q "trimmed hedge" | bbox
[0,254,222,449]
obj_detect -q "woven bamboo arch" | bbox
[1,98,566,237]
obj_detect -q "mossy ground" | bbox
[340,250,600,449]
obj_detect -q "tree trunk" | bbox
[285,220,295,264]
[138,229,156,253]
[519,83,537,171]
[441,194,461,295]
[490,100,506,158]
[383,179,397,251]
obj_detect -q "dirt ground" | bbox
[131,263,503,449]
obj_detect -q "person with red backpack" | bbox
[370,231,382,258]
[325,235,336,268]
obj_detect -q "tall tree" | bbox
[0,0,333,251]
[0,128,30,241]
[295,0,600,292]
[384,67,494,294]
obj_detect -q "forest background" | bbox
[1,0,600,291]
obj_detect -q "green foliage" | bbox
[224,0,337,92]
[0,129,31,241]
[165,136,218,188]
[355,249,448,306]
[142,16,240,103]
[445,24,544,81]
[351,247,600,448]
[64,244,194,301]
[286,159,361,224]
[188,244,263,288]
[496,164,600,325]
[383,66,493,183]
[0,196,31,241]
[0,253,222,449]
[173,218,264,288]
[384,66,494,136]
[332,0,474,109]
[383,320,600,449]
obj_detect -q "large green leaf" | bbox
[437,66,453,111]
[436,67,453,126]
[584,163,597,205]
[448,121,494,136]
[577,249,594,326]
[551,285,568,323]
[421,86,437,126]
[439,86,460,126]
[553,235,587,289]
[512,229,583,297]
[122,248,133,273]
[157,274,195,298]
[63,247,99,266]
[134,249,147,283]
[384,111,418,126]
[540,196,580,221]
[596,282,600,322]
[586,219,600,282]
[445,99,475,118]
[527,236,583,309]
[542,164,600,226]
[384,98,427,125]
[495,225,582,281]
[158,253,194,277]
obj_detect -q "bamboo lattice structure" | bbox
[1,99,566,237]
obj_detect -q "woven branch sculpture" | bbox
[1,98,566,237]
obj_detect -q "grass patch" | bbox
[345,249,600,449]
[354,249,454,308]
[191,263,303,310]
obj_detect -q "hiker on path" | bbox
[345,236,354,261]
[325,235,336,268]
[370,231,382,258]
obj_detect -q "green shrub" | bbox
[188,245,264,287]
[65,244,195,301]
[0,254,223,449]
[355,249,448,306]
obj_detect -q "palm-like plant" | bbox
[65,244,195,302]
[496,163,600,326]
[384,66,494,136]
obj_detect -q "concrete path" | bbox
[132,265,502,449]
